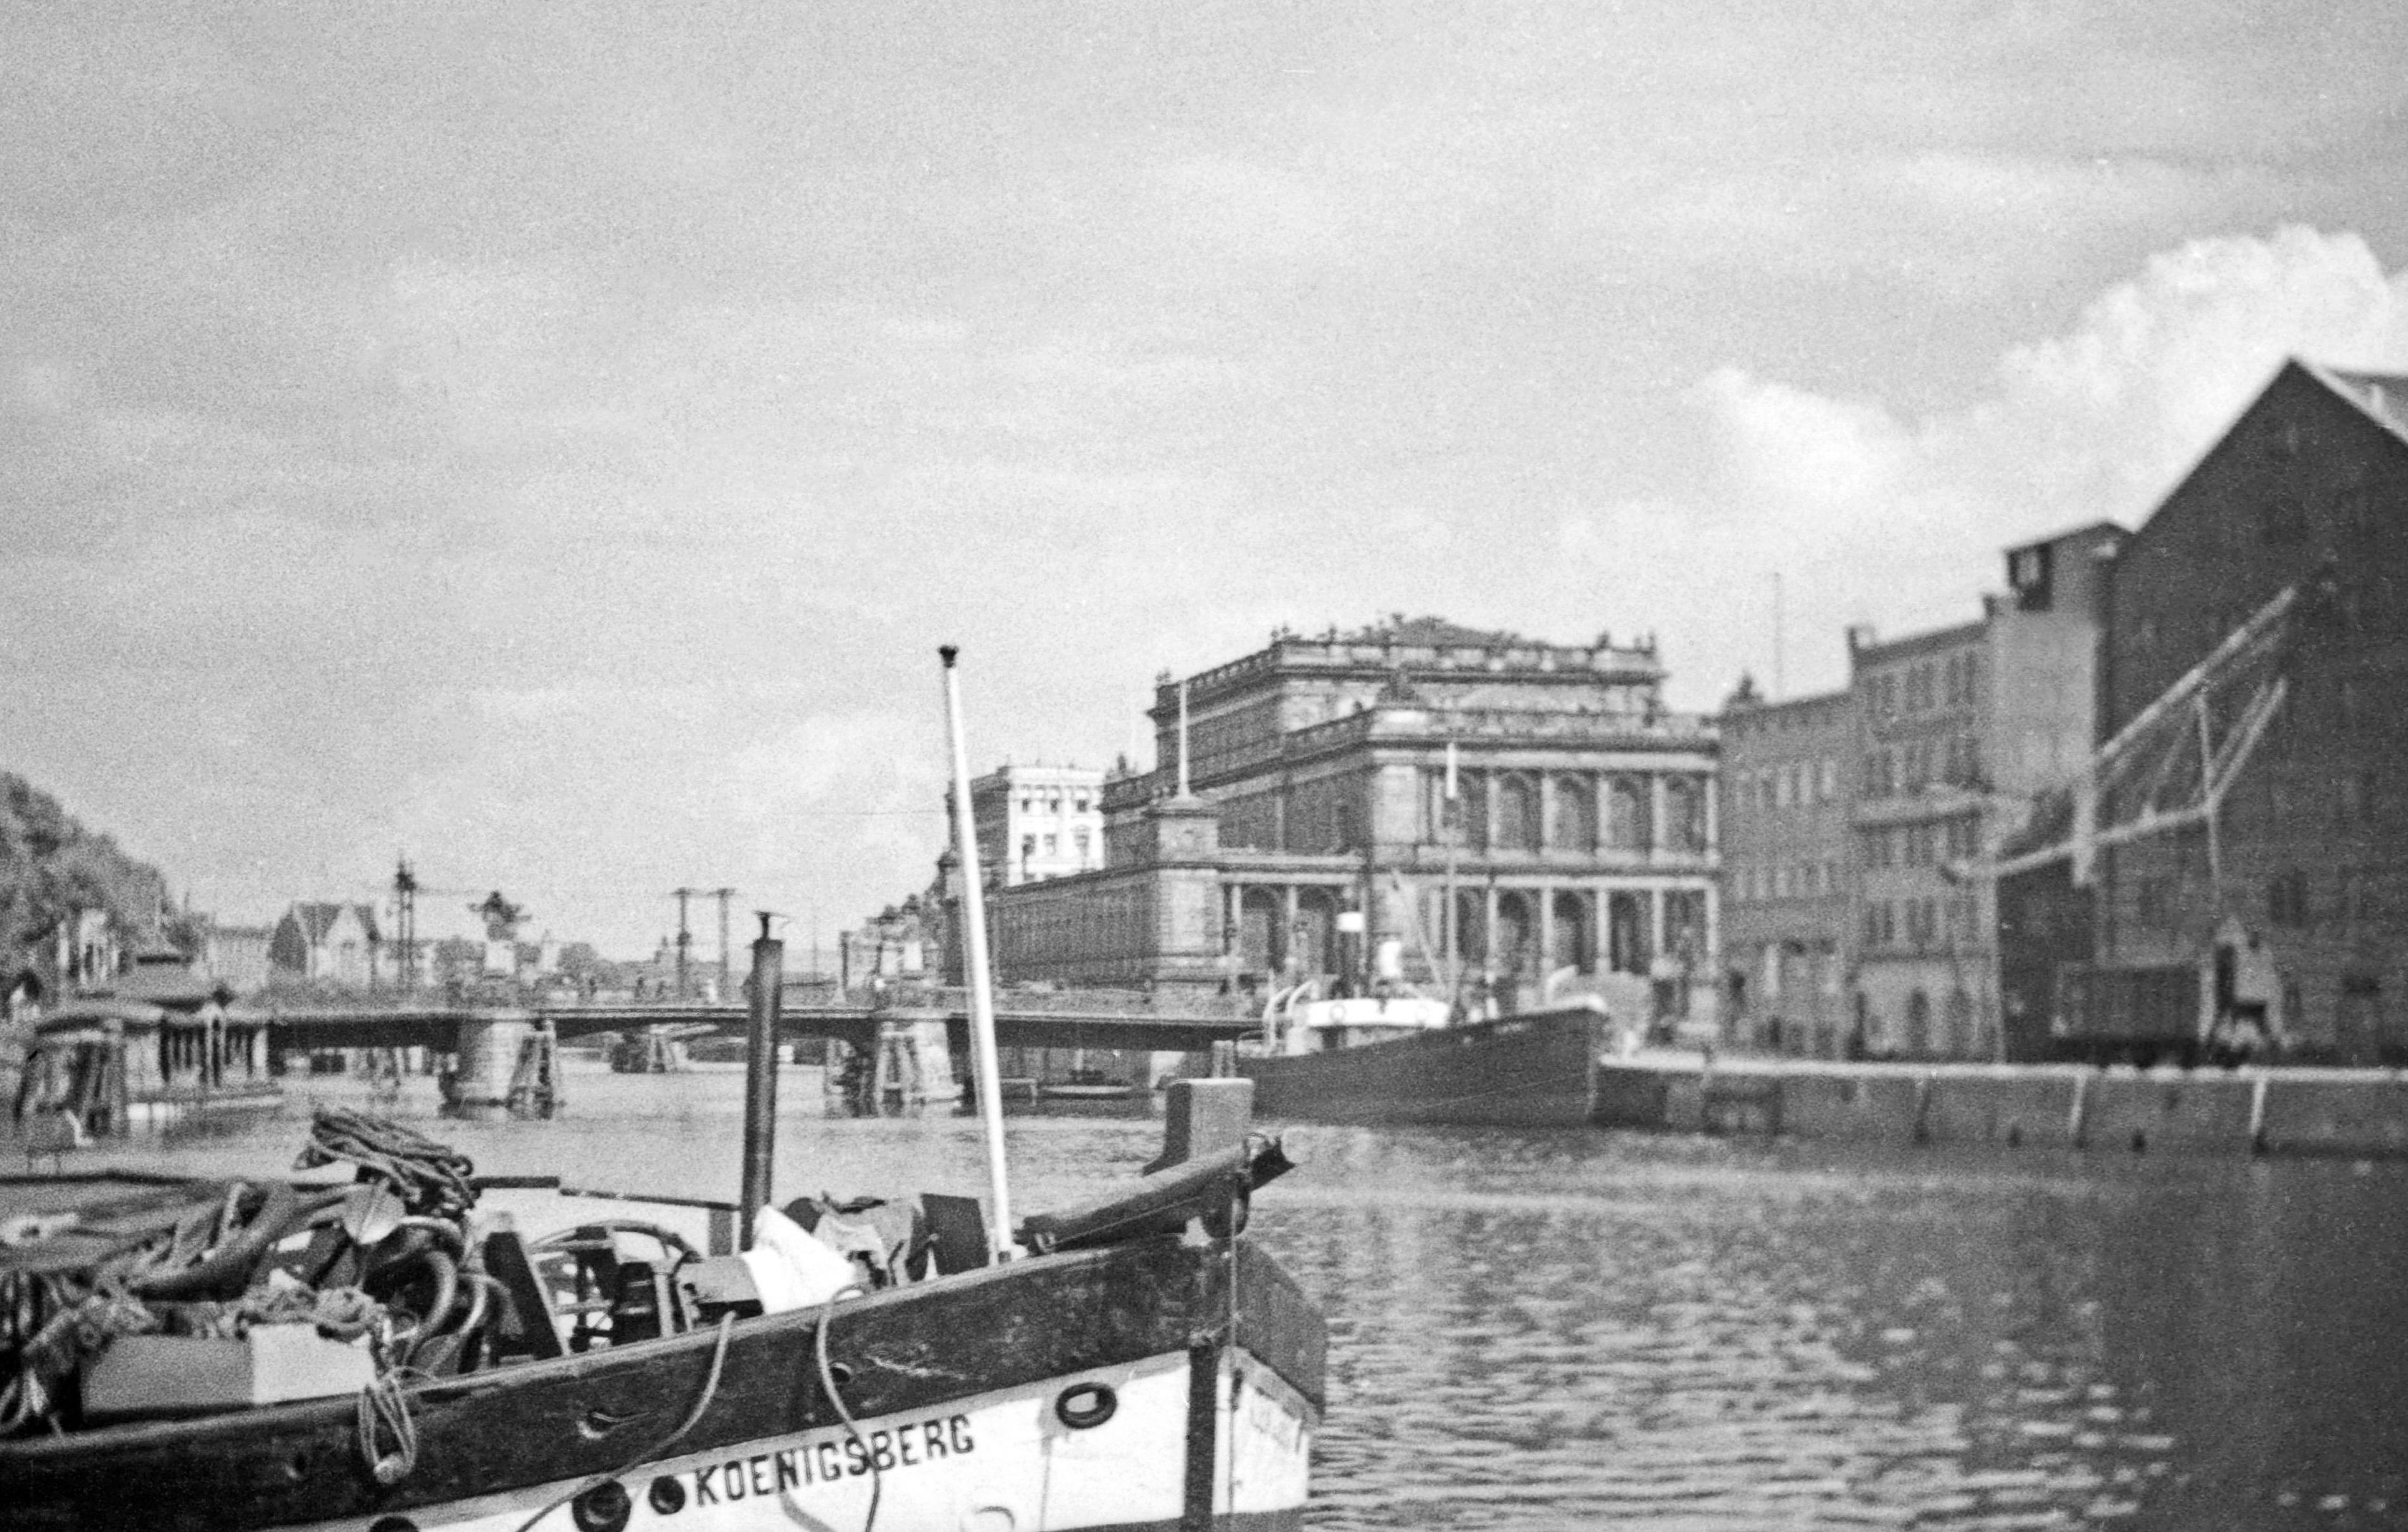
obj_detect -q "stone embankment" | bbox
[1593,1055,2408,1158]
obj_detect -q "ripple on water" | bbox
[58,1068,2408,1531]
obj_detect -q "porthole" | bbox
[1055,1381,1118,1430]
[648,1476,687,1515]
[571,1478,632,1532]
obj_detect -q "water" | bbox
[57,1061,2408,1531]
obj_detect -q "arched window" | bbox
[1607,892,1650,974]
[1548,775,1596,851]
[1664,776,1705,852]
[1493,893,1534,977]
[1459,774,1489,850]
[1607,776,1652,850]
[1293,891,1340,977]
[1550,891,1593,974]
[1238,888,1284,974]
[1496,775,1539,851]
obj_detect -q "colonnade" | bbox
[1222,877,1717,984]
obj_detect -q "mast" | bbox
[940,646,1017,1263]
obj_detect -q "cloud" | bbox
[1614,226,2408,701]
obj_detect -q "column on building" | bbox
[1538,883,1555,989]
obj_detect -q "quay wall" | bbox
[1597,1058,2408,1160]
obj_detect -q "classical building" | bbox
[967,763,1105,888]
[1717,680,1852,1055]
[1848,521,2128,1058]
[1997,360,2408,1062]
[967,617,1720,1028]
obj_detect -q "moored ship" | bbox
[1235,993,1608,1129]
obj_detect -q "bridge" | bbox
[245,990,1267,1056]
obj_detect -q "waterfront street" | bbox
[78,1060,2408,1531]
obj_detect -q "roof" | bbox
[1850,617,1987,668]
[2309,364,2408,444]
[1337,615,1535,649]
[38,998,189,1032]
[285,900,381,944]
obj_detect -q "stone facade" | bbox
[1847,522,2128,1059]
[967,763,1105,888]
[968,617,1719,1028]
[1717,682,1852,1055]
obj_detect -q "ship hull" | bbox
[1238,1006,1602,1128]
[1,1236,1322,1532]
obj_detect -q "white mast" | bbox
[939,646,1016,1262]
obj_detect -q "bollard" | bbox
[1146,1077,1254,1174]
[739,914,784,1245]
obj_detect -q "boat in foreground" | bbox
[1,1141,1320,1531]
[1235,993,1607,1128]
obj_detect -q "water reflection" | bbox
[59,1066,2408,1530]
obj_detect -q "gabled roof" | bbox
[285,901,381,945]
[2306,363,2408,446]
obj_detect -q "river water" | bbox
[68,1060,2408,1531]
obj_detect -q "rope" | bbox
[815,1284,881,1532]
[508,1312,735,1532]
[357,1360,420,1486]
[294,1107,477,1220]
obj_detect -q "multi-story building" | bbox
[1998,360,2408,1062]
[965,617,1720,1029]
[967,764,1105,889]
[1717,681,1852,1055]
[1848,522,2128,1058]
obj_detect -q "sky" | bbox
[6,3,2408,957]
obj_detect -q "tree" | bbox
[0,773,175,971]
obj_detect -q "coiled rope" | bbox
[294,1106,478,1220]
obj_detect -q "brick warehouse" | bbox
[954,617,1719,1029]
[1997,359,2408,1062]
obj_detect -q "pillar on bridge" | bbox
[448,1010,539,1121]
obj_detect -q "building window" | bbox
[1607,776,1651,850]
[1497,774,1540,851]
[1664,777,1707,853]
[1548,775,1597,851]
[1864,750,1893,798]
[1819,758,1838,801]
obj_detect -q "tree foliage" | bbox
[0,773,172,969]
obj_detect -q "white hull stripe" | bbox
[288,1348,1313,1532]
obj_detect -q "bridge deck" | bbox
[250,1003,1262,1055]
